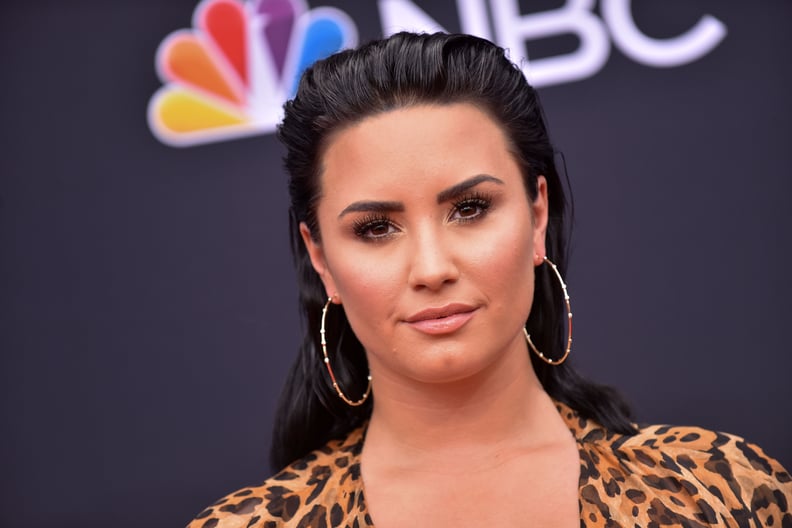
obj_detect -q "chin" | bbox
[402,347,500,385]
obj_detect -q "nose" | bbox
[407,224,460,291]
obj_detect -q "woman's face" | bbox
[301,103,548,387]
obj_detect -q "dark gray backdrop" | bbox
[1,1,790,527]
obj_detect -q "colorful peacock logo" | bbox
[148,0,357,147]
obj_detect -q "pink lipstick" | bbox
[404,304,476,335]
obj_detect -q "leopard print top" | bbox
[188,402,791,527]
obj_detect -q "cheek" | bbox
[468,218,535,307]
[326,248,403,324]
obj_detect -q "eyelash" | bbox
[351,192,494,241]
[352,214,394,240]
[449,192,492,223]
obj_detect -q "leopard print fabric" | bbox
[188,402,791,527]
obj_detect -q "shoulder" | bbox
[186,427,369,528]
[578,420,792,526]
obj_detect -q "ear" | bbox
[299,222,340,302]
[531,176,549,267]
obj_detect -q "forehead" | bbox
[318,103,520,199]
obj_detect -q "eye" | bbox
[455,202,482,218]
[353,215,398,240]
[450,193,492,223]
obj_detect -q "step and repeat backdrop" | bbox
[2,1,790,526]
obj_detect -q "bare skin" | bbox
[361,337,580,528]
[302,103,580,527]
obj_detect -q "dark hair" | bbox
[272,32,635,470]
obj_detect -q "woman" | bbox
[189,32,791,527]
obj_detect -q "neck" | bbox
[362,339,565,468]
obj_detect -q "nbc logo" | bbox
[148,0,357,147]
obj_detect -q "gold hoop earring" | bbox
[320,297,372,406]
[524,257,572,366]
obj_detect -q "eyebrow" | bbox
[436,174,504,203]
[338,200,404,218]
[337,174,504,218]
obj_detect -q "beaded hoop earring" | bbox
[320,297,372,406]
[524,256,573,366]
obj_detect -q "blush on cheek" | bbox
[330,261,402,331]
[475,228,533,274]
[475,227,535,311]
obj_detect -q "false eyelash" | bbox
[450,191,493,221]
[351,213,395,239]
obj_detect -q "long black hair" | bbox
[272,32,635,471]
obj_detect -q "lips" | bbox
[404,303,477,335]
